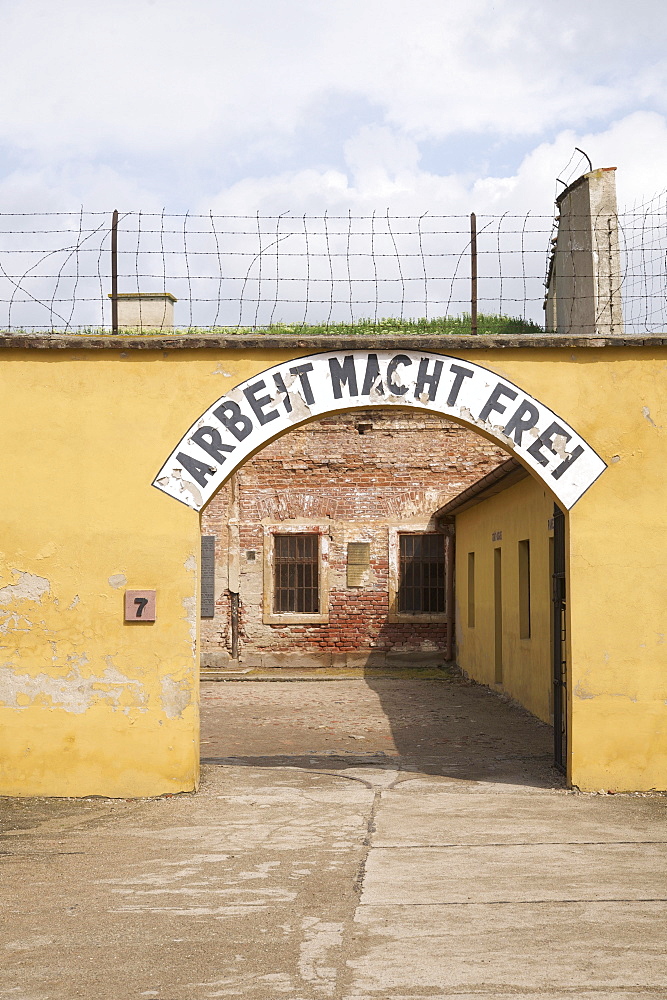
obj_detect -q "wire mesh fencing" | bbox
[0,201,666,333]
[618,190,667,335]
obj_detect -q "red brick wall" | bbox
[201,410,506,667]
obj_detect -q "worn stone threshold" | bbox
[200,664,454,682]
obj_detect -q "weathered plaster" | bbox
[182,596,197,650]
[0,571,50,605]
[0,338,665,794]
[642,406,659,428]
[0,662,147,713]
[160,674,193,720]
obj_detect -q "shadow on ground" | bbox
[200,667,564,789]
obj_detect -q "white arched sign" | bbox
[153,350,606,511]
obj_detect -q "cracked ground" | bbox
[2,674,667,999]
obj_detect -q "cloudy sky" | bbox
[1,0,666,330]
[2,0,666,217]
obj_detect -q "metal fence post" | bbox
[470,212,478,335]
[111,209,118,334]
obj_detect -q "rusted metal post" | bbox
[470,212,478,335]
[228,471,240,660]
[111,209,119,334]
[230,592,239,660]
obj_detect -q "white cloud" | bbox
[200,112,667,218]
[1,0,666,172]
[2,1,667,329]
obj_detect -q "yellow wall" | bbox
[0,348,288,797]
[453,347,667,791]
[454,477,554,725]
[1,342,666,794]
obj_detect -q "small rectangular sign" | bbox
[201,535,216,618]
[125,590,156,621]
[347,542,370,587]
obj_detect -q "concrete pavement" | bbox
[2,675,666,999]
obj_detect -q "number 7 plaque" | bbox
[124,590,156,622]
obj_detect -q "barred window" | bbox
[273,533,320,613]
[398,533,445,614]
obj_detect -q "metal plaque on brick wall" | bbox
[201,535,216,618]
[347,542,370,587]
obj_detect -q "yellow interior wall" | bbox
[0,344,666,794]
[454,348,667,791]
[454,477,554,725]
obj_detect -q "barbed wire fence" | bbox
[0,200,665,333]
[618,190,667,335]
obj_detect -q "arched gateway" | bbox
[0,331,665,798]
[154,350,605,512]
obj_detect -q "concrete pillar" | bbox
[545,168,623,336]
[109,292,177,331]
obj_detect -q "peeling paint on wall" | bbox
[0,571,50,605]
[574,681,597,700]
[182,595,197,651]
[642,406,659,428]
[34,542,56,560]
[0,662,147,714]
[160,674,192,719]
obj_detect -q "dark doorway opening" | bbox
[552,504,567,772]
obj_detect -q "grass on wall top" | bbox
[46,314,544,337]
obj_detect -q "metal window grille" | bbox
[398,533,445,613]
[273,533,319,613]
